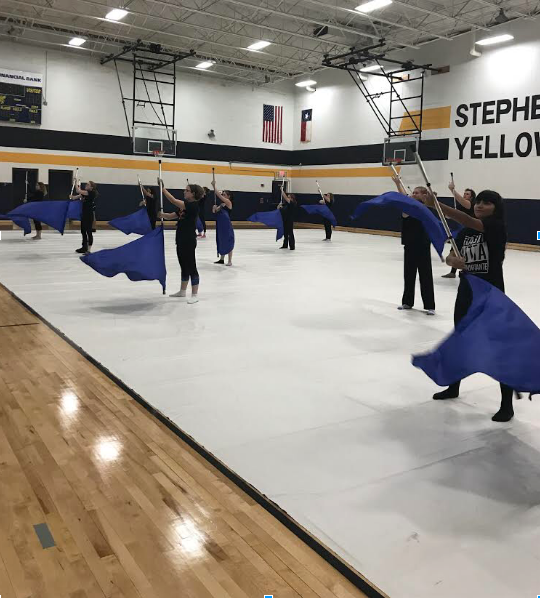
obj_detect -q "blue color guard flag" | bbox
[247,209,284,241]
[67,200,83,221]
[8,200,70,234]
[81,226,167,293]
[215,209,235,256]
[109,207,152,235]
[301,204,337,226]
[351,191,447,257]
[0,213,31,235]
[413,275,540,395]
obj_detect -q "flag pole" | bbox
[69,167,79,199]
[24,170,28,203]
[212,167,217,206]
[278,175,284,208]
[413,149,461,258]
[316,180,325,201]
[137,174,145,204]
[159,160,164,224]
[450,171,456,208]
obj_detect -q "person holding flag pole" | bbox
[137,175,157,230]
[316,180,335,241]
[211,168,235,266]
[414,150,516,422]
[390,162,436,315]
[278,176,297,250]
[158,166,203,303]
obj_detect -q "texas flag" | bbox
[300,108,312,143]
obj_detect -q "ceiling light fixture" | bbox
[68,37,86,47]
[105,8,128,21]
[295,79,317,87]
[247,41,271,51]
[360,64,382,72]
[476,33,514,46]
[355,0,392,14]
[195,61,214,69]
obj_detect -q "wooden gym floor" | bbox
[0,285,377,598]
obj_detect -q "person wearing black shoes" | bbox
[391,175,436,316]
[139,186,157,230]
[71,181,98,255]
[425,189,515,422]
[279,188,296,250]
[442,182,476,279]
[320,192,334,241]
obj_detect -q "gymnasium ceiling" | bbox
[0,0,538,86]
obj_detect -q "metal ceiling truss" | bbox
[0,0,539,86]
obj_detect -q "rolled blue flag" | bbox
[247,209,284,241]
[109,207,152,235]
[215,209,235,256]
[8,200,70,234]
[351,191,447,257]
[301,204,337,227]
[81,226,166,293]
[0,213,31,235]
[413,275,540,395]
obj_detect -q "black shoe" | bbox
[280,246,288,249]
[289,247,295,251]
[433,388,459,400]
[76,247,86,254]
[214,259,225,264]
[492,409,514,422]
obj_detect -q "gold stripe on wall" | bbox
[399,106,451,133]
[0,151,395,179]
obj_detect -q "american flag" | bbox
[263,104,283,144]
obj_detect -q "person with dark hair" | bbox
[425,189,514,422]
[320,192,334,241]
[198,187,208,238]
[211,185,235,266]
[30,182,48,240]
[159,181,203,304]
[392,176,436,315]
[279,188,296,250]
[70,181,97,255]
[139,186,157,230]
[442,182,476,278]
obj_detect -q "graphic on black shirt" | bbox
[461,232,489,274]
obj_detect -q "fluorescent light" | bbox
[247,41,271,51]
[295,79,317,87]
[105,8,128,21]
[306,86,316,92]
[68,37,86,46]
[360,64,382,72]
[195,61,214,69]
[356,0,392,14]
[476,33,514,46]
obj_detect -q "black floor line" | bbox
[0,281,388,598]
[0,322,40,329]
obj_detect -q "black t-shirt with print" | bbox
[456,216,506,291]
[176,200,199,245]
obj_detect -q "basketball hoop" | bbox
[152,149,165,158]
[385,157,403,167]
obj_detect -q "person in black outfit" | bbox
[425,189,514,422]
[442,183,476,278]
[198,187,208,238]
[392,176,435,315]
[30,182,47,240]
[319,192,334,241]
[159,181,203,304]
[70,181,97,255]
[279,188,296,250]
[139,187,157,230]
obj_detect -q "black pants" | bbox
[81,212,94,250]
[447,278,513,406]
[323,219,332,239]
[176,242,199,285]
[146,207,157,230]
[199,210,207,233]
[282,218,295,250]
[33,219,42,232]
[402,243,435,310]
